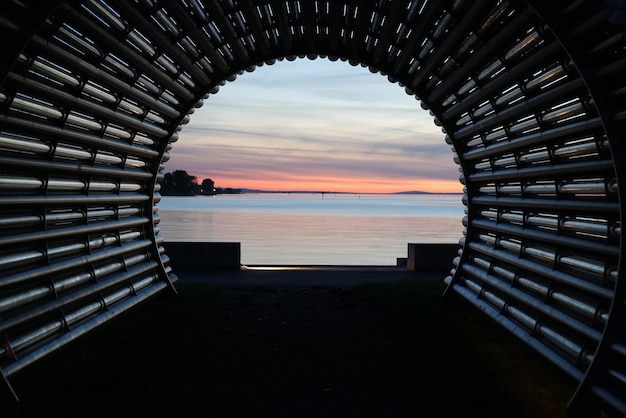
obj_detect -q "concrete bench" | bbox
[407,243,458,272]
[163,242,241,271]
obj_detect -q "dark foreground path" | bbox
[12,269,572,418]
[177,265,442,286]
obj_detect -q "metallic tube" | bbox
[0,135,52,154]
[542,102,586,124]
[463,118,603,161]
[0,250,46,269]
[9,97,64,120]
[0,262,159,334]
[468,159,614,183]
[477,59,504,81]
[552,140,601,158]
[551,290,599,321]
[453,78,587,141]
[0,286,53,314]
[560,218,608,236]
[154,10,180,38]
[526,65,566,90]
[505,31,541,60]
[8,321,65,355]
[2,278,165,375]
[29,59,81,88]
[450,281,585,382]
[0,176,44,190]
[517,276,549,295]
[127,31,157,57]
[470,194,620,213]
[85,0,127,32]
[82,83,117,104]
[472,218,619,257]
[495,86,523,106]
[0,239,151,288]
[54,27,103,58]
[559,181,608,195]
[558,254,606,278]
[463,263,602,340]
[0,193,150,206]
[0,214,42,228]
[0,114,159,158]
[470,241,613,300]
[7,73,169,138]
[526,214,559,229]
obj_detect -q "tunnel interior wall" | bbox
[0,1,625,415]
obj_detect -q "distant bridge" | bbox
[1,1,625,416]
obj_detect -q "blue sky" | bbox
[167,58,461,193]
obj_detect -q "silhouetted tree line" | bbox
[160,170,240,196]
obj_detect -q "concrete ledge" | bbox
[407,243,458,272]
[164,242,241,271]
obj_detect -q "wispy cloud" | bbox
[167,58,461,193]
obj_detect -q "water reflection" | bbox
[158,209,463,265]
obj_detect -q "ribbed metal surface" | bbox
[0,1,624,416]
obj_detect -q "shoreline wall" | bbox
[163,242,241,271]
[164,241,458,272]
[407,243,459,272]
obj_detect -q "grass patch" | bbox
[11,281,574,417]
[361,280,575,418]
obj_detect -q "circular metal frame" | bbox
[1,1,625,415]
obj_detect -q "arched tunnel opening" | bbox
[159,57,464,266]
[1,1,625,416]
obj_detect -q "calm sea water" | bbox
[157,193,465,265]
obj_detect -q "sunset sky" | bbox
[166,58,462,194]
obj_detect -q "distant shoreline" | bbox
[162,191,464,196]
[161,190,465,197]
[236,189,464,195]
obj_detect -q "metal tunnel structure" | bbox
[1,0,625,415]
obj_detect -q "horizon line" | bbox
[191,188,464,195]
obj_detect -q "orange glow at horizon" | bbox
[195,172,463,194]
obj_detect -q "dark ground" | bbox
[11,269,573,417]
